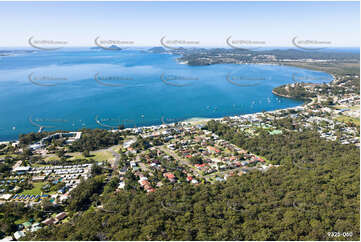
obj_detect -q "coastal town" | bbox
[0,0,360,240]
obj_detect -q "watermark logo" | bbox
[28,116,68,129]
[28,72,68,87]
[161,161,184,172]
[292,36,331,51]
[290,196,326,212]
[28,36,68,50]
[226,200,244,212]
[160,36,200,50]
[160,199,187,213]
[292,159,318,170]
[291,73,320,84]
[160,73,198,87]
[160,116,183,125]
[95,115,126,129]
[70,212,83,227]
[292,199,311,211]
[226,36,266,50]
[100,200,121,213]
[226,72,266,87]
[94,36,134,50]
[94,73,133,87]
[94,115,137,129]
[95,232,108,241]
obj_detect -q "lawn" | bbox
[91,150,113,161]
[41,149,114,162]
[31,163,49,167]
[44,155,59,162]
[110,145,121,152]
[0,154,16,158]
[335,115,360,126]
[20,182,46,195]
[14,218,27,225]
[333,105,360,111]
[67,152,84,160]
[350,105,360,111]
[68,150,113,162]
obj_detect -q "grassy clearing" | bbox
[110,145,121,152]
[15,218,27,225]
[31,163,49,167]
[350,105,360,111]
[41,148,115,163]
[0,154,16,158]
[333,105,360,111]
[91,150,113,161]
[335,115,360,126]
[67,152,83,160]
[44,155,59,162]
[68,150,113,162]
[20,182,46,195]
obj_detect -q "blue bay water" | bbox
[0,48,333,141]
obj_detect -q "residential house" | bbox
[30,222,41,232]
[55,212,67,221]
[13,231,25,240]
[22,222,32,231]
[163,172,176,182]
[42,217,56,226]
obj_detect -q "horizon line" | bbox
[1,45,360,49]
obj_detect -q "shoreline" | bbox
[181,104,307,126]
[0,87,324,143]
[271,90,296,99]
[0,101,307,143]
[0,62,335,143]
[271,89,311,102]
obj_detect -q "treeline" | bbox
[273,84,314,101]
[0,203,48,237]
[67,175,105,212]
[205,120,359,166]
[69,129,123,152]
[178,48,360,66]
[24,121,359,241]
[18,132,50,145]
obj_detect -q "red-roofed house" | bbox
[163,172,175,180]
[147,188,156,193]
[195,163,207,168]
[207,146,220,153]
[140,180,150,187]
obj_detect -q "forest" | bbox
[21,120,360,241]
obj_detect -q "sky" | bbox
[0,1,359,47]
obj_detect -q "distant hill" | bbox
[148,46,168,53]
[91,45,122,50]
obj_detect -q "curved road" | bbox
[108,147,120,171]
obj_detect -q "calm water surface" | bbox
[0,48,333,140]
